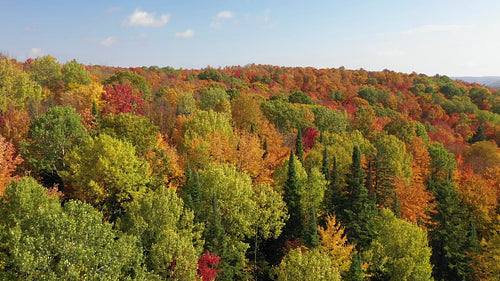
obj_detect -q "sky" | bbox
[2,0,500,76]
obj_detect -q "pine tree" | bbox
[282,149,304,242]
[345,252,363,281]
[322,145,330,181]
[344,145,377,250]
[191,171,201,220]
[296,129,304,163]
[427,175,473,281]
[205,192,227,256]
[469,126,486,144]
[330,155,346,219]
[304,206,319,248]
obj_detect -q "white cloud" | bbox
[29,48,43,58]
[100,36,117,47]
[211,10,234,28]
[401,24,469,35]
[125,8,170,27]
[175,29,195,38]
[216,11,234,19]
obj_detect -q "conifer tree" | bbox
[304,206,319,248]
[295,129,304,163]
[329,155,346,218]
[282,149,304,242]
[322,145,330,181]
[205,192,227,256]
[427,175,473,281]
[345,253,363,281]
[344,145,377,250]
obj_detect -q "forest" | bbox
[0,55,499,281]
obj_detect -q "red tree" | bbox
[102,84,144,114]
[197,251,220,281]
[302,126,318,150]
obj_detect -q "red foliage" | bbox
[197,251,220,281]
[302,127,318,150]
[102,84,144,114]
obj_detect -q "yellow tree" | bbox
[318,214,355,274]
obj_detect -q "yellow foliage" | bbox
[318,214,355,273]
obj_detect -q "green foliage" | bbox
[62,59,92,86]
[358,87,391,106]
[119,188,203,280]
[199,86,230,112]
[0,177,153,280]
[442,96,478,114]
[282,149,304,242]
[272,248,341,281]
[0,58,42,113]
[29,55,63,91]
[364,209,433,281]
[289,90,315,105]
[384,116,417,143]
[198,68,230,83]
[62,134,151,220]
[100,113,159,156]
[344,145,377,250]
[261,98,310,132]
[312,106,347,134]
[439,82,466,99]
[427,176,474,281]
[21,106,87,173]
[295,129,304,162]
[428,142,456,180]
[105,70,152,97]
[177,92,196,115]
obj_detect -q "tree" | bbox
[0,58,42,113]
[102,84,145,114]
[200,86,230,114]
[29,55,63,92]
[295,130,304,162]
[104,69,152,97]
[62,134,151,220]
[0,135,23,194]
[198,251,221,281]
[0,177,154,280]
[282,149,304,243]
[289,90,315,105]
[20,106,87,176]
[344,145,377,249]
[427,175,474,281]
[119,188,203,280]
[471,218,500,281]
[364,209,433,281]
[318,214,355,274]
[271,248,341,281]
[62,59,92,86]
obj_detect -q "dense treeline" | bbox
[0,54,499,280]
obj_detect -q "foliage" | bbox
[198,251,221,281]
[318,214,355,274]
[62,59,92,86]
[271,248,341,281]
[20,106,87,174]
[0,135,23,194]
[0,58,42,113]
[102,84,145,114]
[0,177,153,280]
[119,188,203,280]
[104,69,152,96]
[62,134,151,220]
[364,209,433,281]
[29,55,63,91]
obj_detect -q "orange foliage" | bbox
[0,135,23,194]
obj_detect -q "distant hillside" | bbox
[452,76,500,89]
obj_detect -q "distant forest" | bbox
[0,55,499,280]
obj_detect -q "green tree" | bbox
[119,188,203,280]
[304,206,319,248]
[345,253,363,281]
[61,134,151,220]
[427,175,474,281]
[21,106,87,174]
[312,106,347,134]
[0,57,42,113]
[344,145,377,250]
[200,86,230,113]
[271,248,341,281]
[62,59,92,86]
[364,209,433,281]
[282,149,304,243]
[100,112,160,156]
[289,90,315,105]
[0,177,154,280]
[296,129,304,163]
[104,70,152,97]
[29,55,63,91]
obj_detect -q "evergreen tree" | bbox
[282,149,304,242]
[304,206,319,248]
[427,175,473,281]
[344,145,377,250]
[263,138,268,159]
[205,192,227,256]
[322,145,330,181]
[329,155,346,219]
[345,252,363,281]
[296,129,304,163]
[469,126,486,144]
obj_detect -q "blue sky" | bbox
[2,0,500,76]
